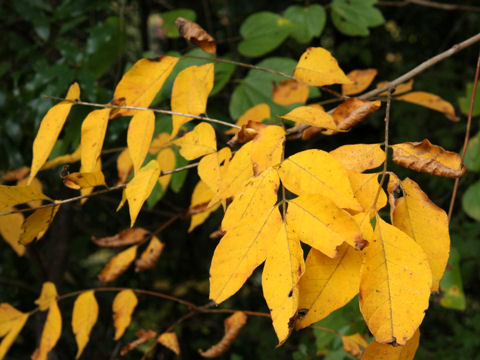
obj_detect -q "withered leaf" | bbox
[326,98,381,134]
[135,236,165,272]
[175,17,216,55]
[342,69,378,96]
[92,228,150,247]
[120,329,157,356]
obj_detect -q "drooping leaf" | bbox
[294,47,351,87]
[127,110,155,173]
[80,109,111,173]
[98,245,138,284]
[327,98,381,133]
[0,304,29,360]
[157,332,180,355]
[72,291,99,359]
[362,329,420,360]
[391,139,465,178]
[28,83,80,183]
[126,160,161,226]
[330,143,385,172]
[113,290,138,340]
[135,236,164,272]
[0,209,25,256]
[91,228,150,247]
[174,122,217,160]
[439,248,466,310]
[63,171,106,190]
[388,176,450,292]
[331,0,385,37]
[188,180,220,232]
[272,80,309,105]
[112,56,179,117]
[170,63,214,137]
[359,216,431,345]
[120,329,157,356]
[284,4,326,44]
[341,333,368,359]
[250,124,285,175]
[397,91,459,121]
[348,171,387,211]
[0,185,50,211]
[34,301,61,360]
[342,69,378,95]
[281,105,336,129]
[296,244,362,329]
[198,312,247,358]
[175,17,216,55]
[20,205,60,245]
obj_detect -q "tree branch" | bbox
[378,0,480,12]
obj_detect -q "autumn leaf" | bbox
[362,329,420,360]
[175,17,216,55]
[157,332,181,355]
[127,110,155,173]
[0,209,25,256]
[359,216,432,345]
[98,245,138,284]
[63,171,106,190]
[0,184,50,211]
[198,312,247,358]
[28,82,80,183]
[135,236,165,272]
[113,290,138,340]
[17,177,44,208]
[272,80,309,105]
[391,139,465,178]
[294,47,351,86]
[281,105,337,129]
[72,291,98,359]
[188,181,220,232]
[171,63,214,137]
[156,147,176,190]
[91,228,150,247]
[0,303,29,360]
[42,146,81,171]
[326,98,381,133]
[120,329,157,356]
[397,91,459,121]
[80,109,111,174]
[341,333,368,359]
[347,171,387,211]
[388,176,450,292]
[227,103,271,135]
[197,147,231,194]
[34,301,61,360]
[112,56,179,117]
[1,167,29,182]
[250,124,285,175]
[377,79,414,96]
[149,132,171,155]
[330,143,385,172]
[35,282,58,311]
[20,205,60,245]
[342,69,378,95]
[174,122,217,160]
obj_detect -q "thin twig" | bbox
[448,47,480,221]
[378,0,480,12]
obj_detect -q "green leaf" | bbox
[464,133,480,171]
[458,82,480,116]
[284,5,326,44]
[160,9,196,38]
[439,248,466,310]
[462,180,480,221]
[331,0,385,37]
[238,12,294,57]
[170,151,189,193]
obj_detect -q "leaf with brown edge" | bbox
[0,184,50,211]
[294,47,351,86]
[296,244,362,330]
[112,56,179,117]
[198,312,247,358]
[281,105,337,129]
[0,209,25,256]
[330,143,385,173]
[391,139,465,178]
[325,98,381,134]
[112,290,138,340]
[91,228,150,247]
[175,17,216,55]
[127,110,155,173]
[20,205,60,245]
[63,171,106,190]
[396,91,459,121]
[341,333,368,359]
[158,332,181,355]
[272,80,309,105]
[226,103,270,135]
[72,291,98,359]
[135,236,165,272]
[377,79,414,96]
[342,69,378,96]
[116,149,133,185]
[80,109,111,173]
[0,303,29,360]
[98,245,138,284]
[362,329,420,360]
[120,329,157,356]
[388,176,450,292]
[174,122,217,161]
[33,301,61,360]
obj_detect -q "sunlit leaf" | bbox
[72,291,98,359]
[281,105,336,129]
[342,69,378,95]
[98,245,138,284]
[250,124,285,175]
[113,290,138,340]
[198,147,232,194]
[127,110,155,173]
[348,171,387,211]
[17,177,44,208]
[330,143,385,172]
[174,122,217,160]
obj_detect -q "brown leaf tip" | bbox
[175,17,216,55]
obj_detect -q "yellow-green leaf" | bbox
[0,304,29,360]
[0,209,25,256]
[20,205,60,245]
[0,185,50,211]
[127,110,155,173]
[126,160,161,226]
[80,109,110,173]
[63,171,106,190]
[388,177,449,292]
[28,83,80,183]
[281,105,337,129]
[113,290,138,340]
[174,122,217,160]
[294,47,351,87]
[35,301,62,360]
[360,217,431,345]
[98,245,138,285]
[348,171,387,211]
[72,291,98,359]
[157,148,176,191]
[251,125,285,175]
[112,56,179,117]
[188,180,221,232]
[35,282,58,311]
[362,329,420,360]
[330,144,385,173]
[171,63,215,137]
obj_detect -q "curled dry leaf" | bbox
[272,80,309,105]
[158,332,181,355]
[135,236,165,272]
[98,245,138,284]
[342,69,378,96]
[391,139,465,178]
[327,98,381,134]
[63,171,106,190]
[120,329,157,356]
[175,17,216,55]
[92,228,150,247]
[198,312,247,358]
[396,91,459,121]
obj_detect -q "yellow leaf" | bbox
[397,91,459,121]
[188,180,221,232]
[116,149,133,185]
[20,205,60,245]
[98,245,138,285]
[250,125,285,175]
[127,110,155,173]
[377,79,414,96]
[281,105,337,129]
[341,333,368,359]
[227,103,271,136]
[342,69,378,96]
[28,83,80,183]
[135,236,165,272]
[360,217,431,345]
[0,184,50,211]
[157,148,176,190]
[0,209,25,256]
[79,158,102,205]
[297,244,362,329]
[63,171,106,190]
[72,291,98,359]
[294,47,351,87]
[17,177,44,208]
[362,329,420,360]
[113,290,138,340]
[35,282,58,311]
[171,63,215,137]
[174,122,217,160]
[157,332,180,355]
[126,160,161,226]
[116,189,127,212]
[330,144,385,172]
[35,301,62,360]
[272,80,309,105]
[388,177,449,292]
[262,220,304,345]
[347,171,387,211]
[80,109,111,173]
[112,56,179,117]
[210,208,282,304]
[287,194,364,257]
[149,133,171,155]
[198,147,231,194]
[278,149,361,211]
[0,304,29,360]
[42,146,81,170]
